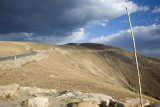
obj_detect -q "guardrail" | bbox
[0,51,38,62]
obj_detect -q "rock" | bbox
[74,93,113,106]
[0,84,19,99]
[151,102,160,107]
[50,89,58,94]
[18,87,31,93]
[109,101,125,107]
[0,84,19,92]
[19,87,58,95]
[56,90,82,100]
[56,91,114,106]
[0,90,17,99]
[120,98,150,107]
[23,97,50,107]
[72,101,99,107]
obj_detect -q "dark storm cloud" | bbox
[0,0,144,37]
[0,0,84,36]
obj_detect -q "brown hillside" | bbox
[0,41,159,103]
[70,43,160,99]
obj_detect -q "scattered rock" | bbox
[23,97,50,107]
[50,89,58,94]
[109,101,125,107]
[151,102,160,107]
[0,84,153,107]
[49,74,54,78]
[56,90,113,106]
[120,98,150,107]
[75,93,113,106]
[19,87,58,95]
[72,101,99,107]
[0,84,19,99]
[28,87,51,95]
[0,90,17,99]
[56,90,82,100]
[18,87,31,93]
[0,84,19,92]
[33,93,43,97]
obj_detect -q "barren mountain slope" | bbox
[70,43,160,99]
[0,41,159,103]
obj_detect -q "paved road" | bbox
[0,51,38,62]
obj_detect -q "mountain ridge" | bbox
[0,41,159,102]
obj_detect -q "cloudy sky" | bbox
[0,0,160,58]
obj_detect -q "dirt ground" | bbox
[0,42,159,104]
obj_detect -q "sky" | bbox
[0,0,160,58]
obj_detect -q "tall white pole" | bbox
[126,7,143,107]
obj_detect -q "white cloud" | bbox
[99,23,107,27]
[90,25,160,43]
[82,0,148,20]
[138,6,149,11]
[152,7,160,14]
[90,25,160,58]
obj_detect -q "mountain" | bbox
[0,41,159,103]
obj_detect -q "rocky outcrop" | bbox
[0,90,17,99]
[119,98,150,107]
[0,84,19,92]
[56,90,114,106]
[23,97,50,107]
[0,84,157,107]
[56,90,82,99]
[0,84,19,99]
[151,102,160,107]
[18,87,58,95]
[72,101,99,107]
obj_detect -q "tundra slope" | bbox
[0,41,159,102]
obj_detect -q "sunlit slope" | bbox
[0,42,159,103]
[74,43,160,99]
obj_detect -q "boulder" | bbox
[120,98,150,107]
[109,101,125,107]
[0,90,17,99]
[56,91,114,106]
[0,84,19,99]
[151,102,160,107]
[0,84,19,92]
[72,93,113,106]
[72,101,99,107]
[18,87,30,93]
[28,87,51,95]
[23,97,50,107]
[19,87,58,95]
[50,89,58,94]
[56,90,82,100]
